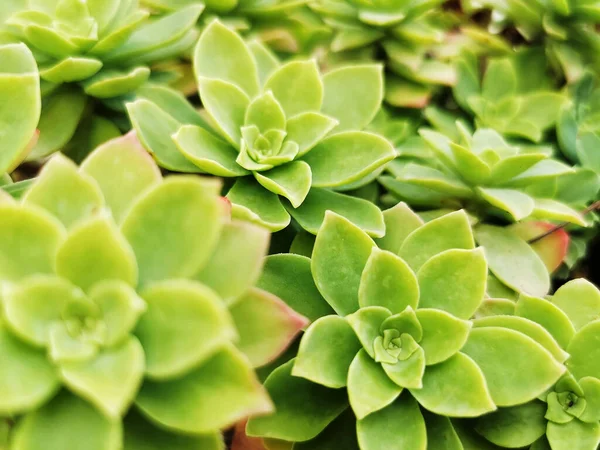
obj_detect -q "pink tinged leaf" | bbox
[230,288,309,368]
[232,420,269,450]
[510,221,569,273]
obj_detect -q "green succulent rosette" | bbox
[453,49,566,143]
[0,43,40,178]
[0,134,308,450]
[462,0,600,82]
[0,0,204,159]
[472,279,600,450]
[242,206,566,449]
[309,0,509,108]
[128,20,395,235]
[381,123,591,226]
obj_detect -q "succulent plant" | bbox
[0,43,40,178]
[241,206,567,449]
[453,49,566,143]
[473,279,600,450]
[128,20,395,235]
[558,73,600,174]
[461,0,600,82]
[141,0,329,56]
[0,0,203,158]
[381,123,590,227]
[0,133,307,450]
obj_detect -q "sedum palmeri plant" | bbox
[0,43,40,178]
[243,206,567,449]
[453,50,566,143]
[0,0,203,158]
[381,124,589,226]
[472,279,600,450]
[128,20,396,234]
[0,133,307,450]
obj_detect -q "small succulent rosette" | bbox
[0,0,203,158]
[242,205,567,449]
[453,49,566,143]
[462,0,600,82]
[128,20,396,235]
[0,133,307,450]
[0,43,40,179]
[381,124,590,226]
[472,279,600,450]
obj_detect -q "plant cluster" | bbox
[1,1,600,449]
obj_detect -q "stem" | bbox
[528,201,600,244]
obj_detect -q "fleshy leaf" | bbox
[475,224,550,297]
[124,410,224,450]
[0,203,65,281]
[411,352,495,417]
[56,216,137,292]
[83,67,150,99]
[515,293,575,349]
[10,391,122,450]
[473,315,568,363]
[80,132,162,223]
[127,99,203,173]
[194,19,259,97]
[382,347,426,389]
[293,409,359,450]
[136,280,235,379]
[245,91,286,131]
[0,323,60,415]
[348,349,403,420]
[357,393,426,450]
[227,177,291,232]
[547,419,600,450]
[566,321,600,380]
[256,254,334,322]
[293,316,361,388]
[246,360,348,442]
[89,281,146,347]
[198,78,250,148]
[461,327,565,406]
[40,57,102,84]
[422,411,463,450]
[0,43,41,174]
[346,307,392,360]
[23,155,103,229]
[552,279,600,331]
[321,65,383,132]
[196,221,269,304]
[287,188,385,238]
[264,60,323,117]
[174,125,247,177]
[60,337,145,419]
[285,112,339,156]
[399,210,474,271]
[580,377,600,423]
[374,202,423,254]
[477,188,535,221]
[475,401,547,448]
[417,248,487,319]
[416,309,472,365]
[302,131,395,188]
[311,211,375,315]
[358,248,419,313]
[136,344,273,434]
[3,275,84,347]
[121,177,222,286]
[230,288,308,368]
[255,161,312,208]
